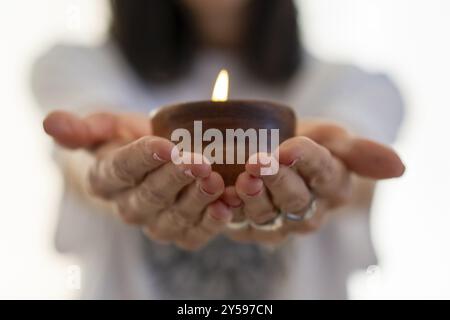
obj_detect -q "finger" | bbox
[340,138,405,179]
[220,186,249,241]
[43,111,93,148]
[284,200,329,234]
[277,137,351,199]
[89,136,174,197]
[43,111,150,149]
[115,154,211,224]
[297,121,405,179]
[145,153,211,207]
[113,113,151,140]
[221,186,245,220]
[197,200,233,235]
[235,172,277,224]
[246,155,312,214]
[129,154,212,232]
[172,171,225,225]
[180,201,233,250]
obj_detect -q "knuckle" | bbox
[138,181,171,207]
[171,207,197,226]
[279,196,310,213]
[111,154,135,185]
[309,157,335,187]
[170,167,192,185]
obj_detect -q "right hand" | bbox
[43,111,233,250]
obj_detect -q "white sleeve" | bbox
[285,63,404,281]
[30,43,150,254]
[31,42,150,114]
[326,67,404,144]
[300,64,405,145]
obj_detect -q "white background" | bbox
[0,0,449,299]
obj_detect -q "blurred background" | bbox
[0,0,449,299]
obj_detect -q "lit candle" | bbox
[151,70,296,185]
[211,69,229,102]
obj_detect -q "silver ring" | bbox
[284,196,318,222]
[226,220,250,230]
[250,214,284,231]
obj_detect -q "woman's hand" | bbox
[222,120,405,245]
[44,111,233,250]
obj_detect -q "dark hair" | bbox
[110,0,302,84]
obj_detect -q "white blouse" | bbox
[32,41,404,299]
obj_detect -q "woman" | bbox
[33,0,405,299]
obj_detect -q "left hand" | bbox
[222,120,405,245]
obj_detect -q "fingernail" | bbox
[288,159,298,168]
[287,159,298,167]
[199,185,215,196]
[222,199,242,209]
[229,203,242,209]
[152,153,165,162]
[184,169,196,179]
[246,189,262,197]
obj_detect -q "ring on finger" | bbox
[226,219,250,230]
[250,213,284,231]
[284,194,318,222]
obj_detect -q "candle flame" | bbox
[211,69,229,102]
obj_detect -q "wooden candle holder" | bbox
[151,100,296,185]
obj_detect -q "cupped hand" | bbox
[44,111,233,250]
[222,120,405,245]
